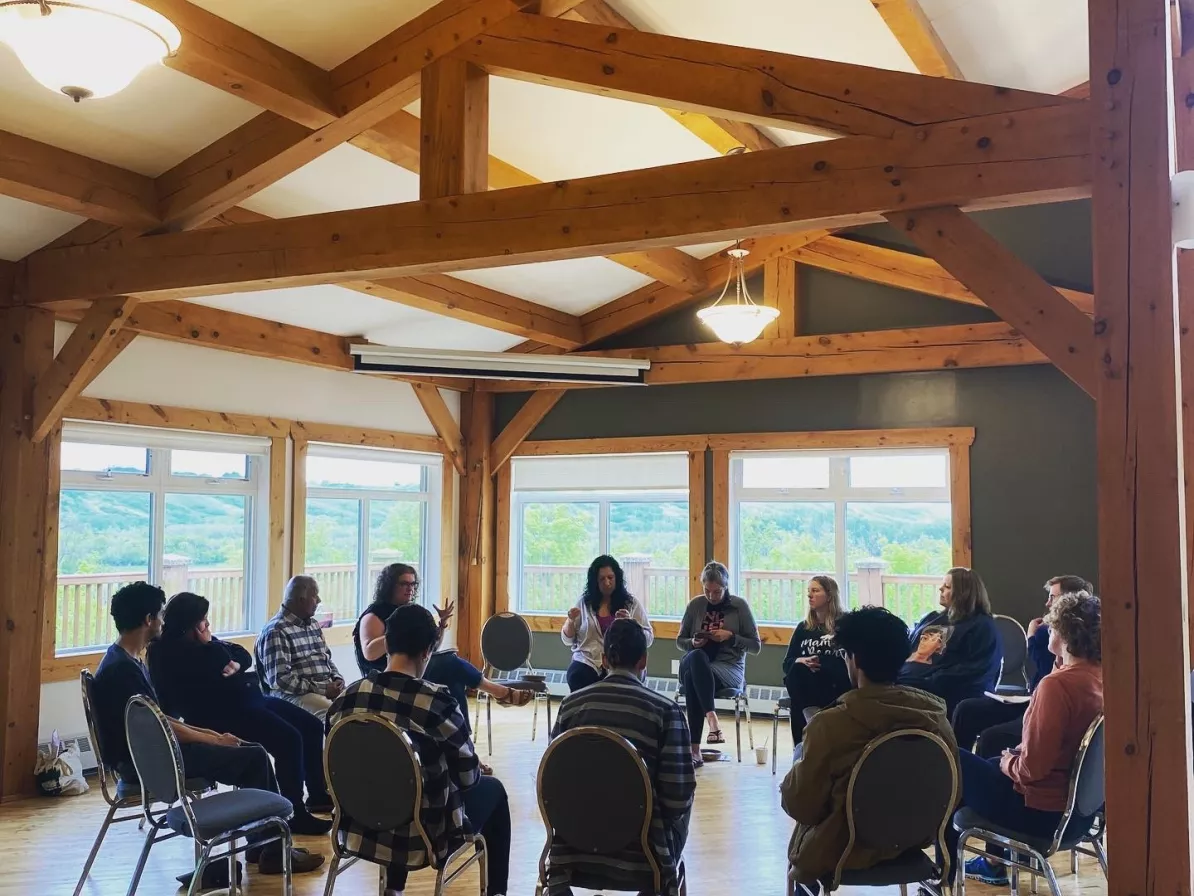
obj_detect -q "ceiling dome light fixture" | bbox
[0,0,180,101]
[696,241,779,345]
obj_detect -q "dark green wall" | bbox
[510,202,1096,688]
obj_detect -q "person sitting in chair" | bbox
[781,606,957,887]
[561,554,654,692]
[782,576,851,745]
[548,619,696,896]
[256,575,345,720]
[327,604,512,896]
[92,582,325,882]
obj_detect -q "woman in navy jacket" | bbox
[899,567,1002,715]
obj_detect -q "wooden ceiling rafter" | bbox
[870,0,963,79]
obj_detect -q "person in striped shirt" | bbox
[547,619,696,896]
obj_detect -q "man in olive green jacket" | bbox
[781,607,957,885]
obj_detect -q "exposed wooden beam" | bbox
[606,250,709,293]
[884,206,1097,396]
[411,383,467,475]
[1175,22,1194,668]
[585,320,1045,385]
[457,390,495,665]
[1061,81,1091,99]
[0,260,12,305]
[489,389,565,473]
[762,256,799,339]
[153,0,531,232]
[343,275,584,348]
[456,13,1077,138]
[33,296,139,442]
[420,56,490,199]
[0,130,159,229]
[1091,2,1193,894]
[870,0,963,79]
[551,0,780,153]
[789,235,1095,314]
[27,102,1091,305]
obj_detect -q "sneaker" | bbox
[257,845,326,875]
[289,811,333,836]
[305,795,335,814]
[965,856,1009,885]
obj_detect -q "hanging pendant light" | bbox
[0,0,181,102]
[696,241,778,345]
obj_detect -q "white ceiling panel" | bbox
[486,77,720,182]
[364,318,523,353]
[0,196,84,261]
[240,144,421,219]
[680,241,735,260]
[454,258,654,316]
[919,0,1087,93]
[187,0,438,69]
[0,49,257,176]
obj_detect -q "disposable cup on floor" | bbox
[755,745,767,765]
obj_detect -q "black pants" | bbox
[565,660,604,692]
[975,717,1026,758]
[679,649,735,745]
[212,695,329,814]
[386,776,511,893]
[951,696,1028,753]
[425,652,484,735]
[118,741,277,794]
[784,664,850,743]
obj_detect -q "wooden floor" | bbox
[2,706,1107,895]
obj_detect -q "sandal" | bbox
[479,761,493,776]
[495,685,534,707]
[706,730,725,745]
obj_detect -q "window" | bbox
[303,445,440,625]
[56,424,270,655]
[510,454,690,619]
[730,449,953,626]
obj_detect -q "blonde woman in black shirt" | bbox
[781,576,851,743]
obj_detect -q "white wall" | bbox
[41,325,461,742]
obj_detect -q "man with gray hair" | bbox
[255,575,345,719]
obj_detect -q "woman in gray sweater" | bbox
[677,561,762,764]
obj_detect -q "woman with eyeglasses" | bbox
[353,564,533,730]
[676,561,762,765]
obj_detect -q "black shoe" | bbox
[305,795,334,814]
[176,861,242,890]
[256,845,326,875]
[289,810,333,836]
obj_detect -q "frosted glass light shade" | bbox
[0,0,181,101]
[696,304,779,345]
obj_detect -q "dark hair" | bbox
[701,561,730,588]
[946,567,992,623]
[582,555,634,615]
[110,582,166,634]
[603,618,648,670]
[1046,575,1094,595]
[1045,592,1101,663]
[161,592,210,639]
[373,563,419,605]
[384,603,439,658]
[833,606,911,684]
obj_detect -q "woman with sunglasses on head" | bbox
[676,560,762,765]
[353,563,533,731]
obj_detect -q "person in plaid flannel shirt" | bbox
[256,575,345,719]
[326,604,511,896]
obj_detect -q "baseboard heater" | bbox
[495,669,789,713]
[37,733,99,777]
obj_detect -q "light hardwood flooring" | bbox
[1,706,1107,895]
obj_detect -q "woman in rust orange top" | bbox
[946,591,1103,887]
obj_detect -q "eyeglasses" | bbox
[398,580,420,591]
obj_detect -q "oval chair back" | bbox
[80,670,119,804]
[1051,714,1106,852]
[832,729,960,889]
[324,713,433,854]
[124,696,188,812]
[537,726,659,893]
[480,612,533,674]
[992,615,1028,691]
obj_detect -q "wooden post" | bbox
[853,560,887,608]
[457,391,494,667]
[762,256,798,340]
[688,450,706,598]
[419,56,489,199]
[1175,45,1194,669]
[1090,1,1194,893]
[0,307,60,799]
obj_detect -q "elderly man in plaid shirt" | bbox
[256,576,346,720]
[326,603,511,896]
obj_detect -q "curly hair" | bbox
[1044,591,1101,663]
[372,563,419,605]
[581,555,635,615]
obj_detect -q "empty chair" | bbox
[321,713,487,896]
[474,611,550,754]
[73,671,214,896]
[772,702,818,774]
[954,715,1107,896]
[536,726,686,896]
[788,729,959,896]
[123,695,295,896]
[993,615,1029,695]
